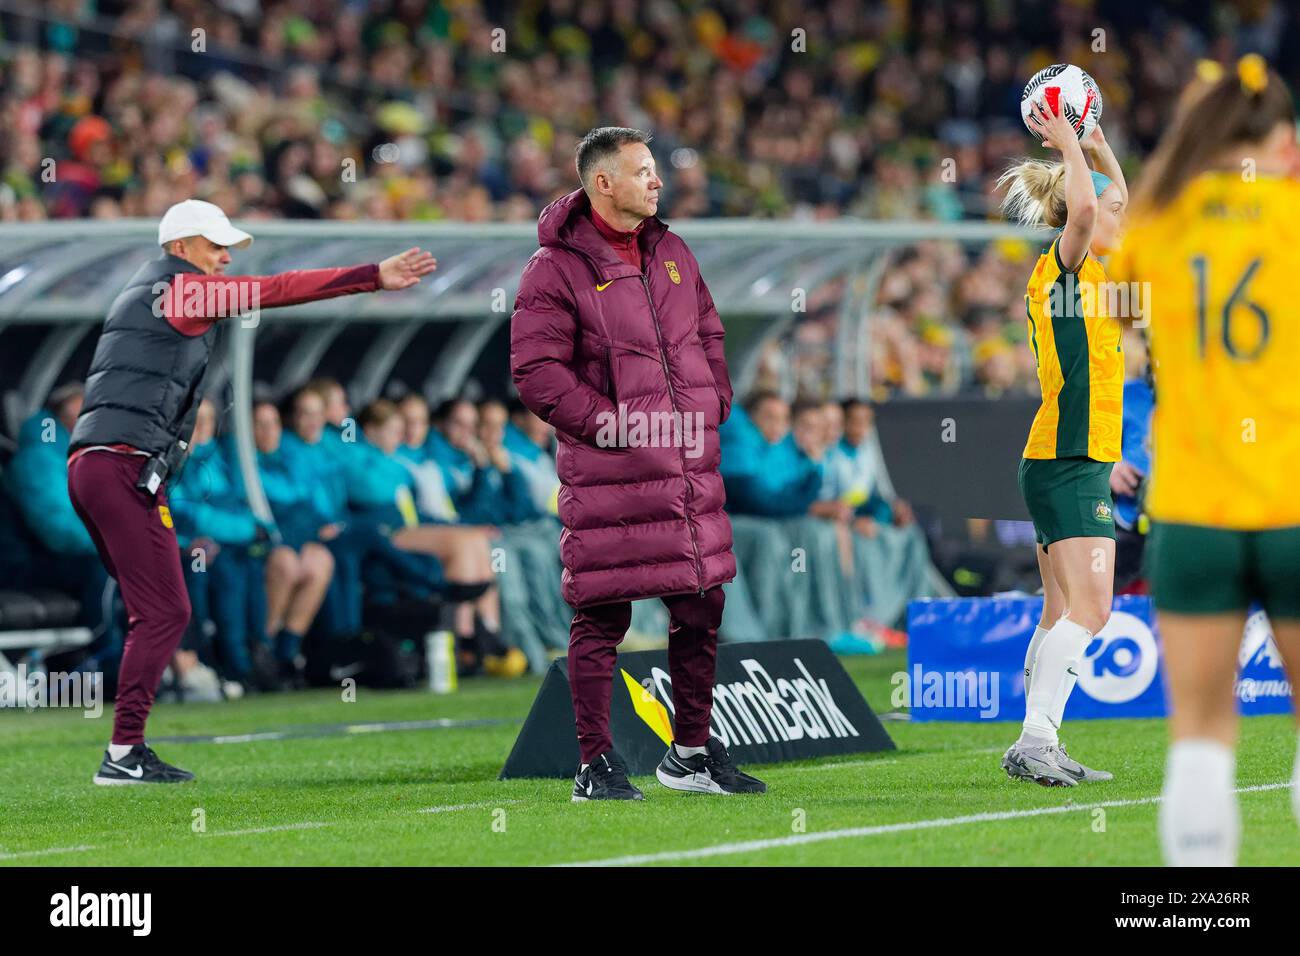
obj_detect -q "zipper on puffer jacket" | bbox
[640,273,705,596]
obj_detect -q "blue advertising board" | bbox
[906,596,1292,722]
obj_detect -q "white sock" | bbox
[1019,618,1092,745]
[674,743,706,758]
[108,743,133,760]
[1160,738,1238,867]
[1023,625,1051,694]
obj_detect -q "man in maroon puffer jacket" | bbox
[511,128,766,801]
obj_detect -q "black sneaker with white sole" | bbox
[93,745,195,786]
[656,737,767,795]
[571,750,644,802]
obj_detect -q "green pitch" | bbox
[2,652,1297,866]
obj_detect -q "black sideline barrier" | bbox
[500,638,895,779]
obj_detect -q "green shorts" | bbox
[1146,521,1300,618]
[1017,457,1116,551]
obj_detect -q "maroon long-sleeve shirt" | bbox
[162,263,381,335]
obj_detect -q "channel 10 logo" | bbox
[1236,609,1291,707]
[1078,611,1160,704]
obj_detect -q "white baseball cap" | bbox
[158,199,253,250]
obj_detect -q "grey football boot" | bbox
[1001,742,1078,787]
[1053,744,1113,783]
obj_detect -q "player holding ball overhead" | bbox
[996,72,1128,787]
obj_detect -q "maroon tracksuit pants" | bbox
[68,450,190,745]
[569,586,724,763]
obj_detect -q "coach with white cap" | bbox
[68,199,436,786]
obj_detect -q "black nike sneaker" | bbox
[93,745,195,786]
[571,750,644,802]
[656,737,767,795]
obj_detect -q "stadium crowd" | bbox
[4,1,1297,398]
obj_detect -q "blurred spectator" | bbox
[1113,328,1154,591]
[720,392,821,517]
[394,392,457,521]
[823,399,911,536]
[426,397,533,526]
[350,398,524,677]
[282,384,445,643]
[822,397,934,628]
[4,383,124,681]
[169,398,271,689]
[503,399,560,516]
[246,398,335,681]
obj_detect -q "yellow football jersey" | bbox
[1113,172,1300,529]
[1022,237,1124,461]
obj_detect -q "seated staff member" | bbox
[349,400,525,678]
[168,398,269,687]
[246,399,335,682]
[281,384,445,642]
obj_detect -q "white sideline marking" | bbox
[203,822,331,837]
[0,844,96,861]
[790,747,1003,772]
[795,759,899,772]
[555,782,1294,867]
[419,799,523,814]
[211,732,290,744]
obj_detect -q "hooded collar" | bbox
[589,206,643,243]
[535,189,667,282]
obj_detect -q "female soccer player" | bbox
[1116,55,1300,865]
[996,95,1128,786]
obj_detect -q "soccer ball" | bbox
[1020,64,1103,142]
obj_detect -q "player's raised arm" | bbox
[1084,125,1128,205]
[1027,96,1097,271]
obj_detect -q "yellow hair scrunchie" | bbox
[1195,59,1223,83]
[1237,53,1268,94]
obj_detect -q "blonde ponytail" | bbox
[1132,56,1294,214]
[997,160,1068,228]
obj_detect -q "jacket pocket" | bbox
[603,346,618,404]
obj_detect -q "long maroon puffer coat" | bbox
[510,189,736,608]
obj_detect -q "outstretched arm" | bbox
[162,248,437,334]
